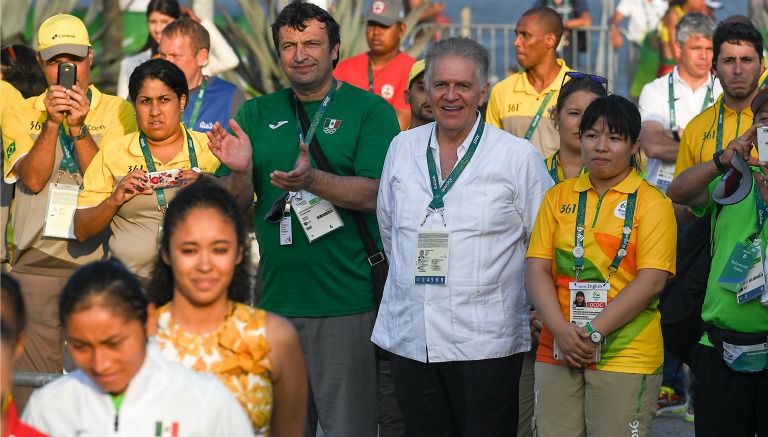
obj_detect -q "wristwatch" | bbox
[585,322,603,344]
[69,124,89,141]
[713,150,728,174]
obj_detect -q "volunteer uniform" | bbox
[675,95,755,177]
[544,150,585,184]
[334,51,415,112]
[639,67,722,191]
[689,175,768,437]
[183,76,246,133]
[373,117,552,434]
[77,127,220,279]
[1,80,25,269]
[23,342,254,436]
[235,81,399,436]
[485,59,571,158]
[527,170,676,436]
[1,85,135,377]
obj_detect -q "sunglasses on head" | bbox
[561,71,608,89]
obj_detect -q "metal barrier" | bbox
[13,371,62,388]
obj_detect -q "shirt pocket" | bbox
[449,283,509,341]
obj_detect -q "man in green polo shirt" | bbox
[667,88,768,437]
[205,2,400,435]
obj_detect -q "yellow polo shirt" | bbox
[2,85,136,276]
[1,81,25,264]
[674,95,755,178]
[78,127,220,279]
[527,170,676,374]
[485,59,571,158]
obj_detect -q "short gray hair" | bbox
[424,37,489,86]
[676,12,716,45]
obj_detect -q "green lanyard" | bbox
[424,119,485,223]
[137,128,198,211]
[573,189,638,280]
[57,89,93,174]
[367,54,375,93]
[548,151,584,183]
[749,186,768,243]
[183,78,207,130]
[667,73,713,130]
[762,74,768,89]
[294,79,337,146]
[715,99,728,153]
[524,91,554,140]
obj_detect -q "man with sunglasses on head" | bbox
[1,14,136,407]
[486,6,571,158]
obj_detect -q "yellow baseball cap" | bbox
[37,14,91,61]
[408,59,426,88]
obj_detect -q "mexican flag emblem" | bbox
[155,421,179,437]
[323,118,342,134]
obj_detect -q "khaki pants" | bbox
[533,362,661,437]
[10,271,69,409]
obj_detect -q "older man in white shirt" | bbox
[372,37,552,437]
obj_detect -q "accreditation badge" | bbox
[719,240,765,303]
[654,162,675,192]
[414,230,450,285]
[42,181,80,239]
[291,190,344,243]
[736,239,765,304]
[568,282,609,326]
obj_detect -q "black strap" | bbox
[292,97,387,270]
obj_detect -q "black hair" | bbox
[521,7,564,46]
[579,95,642,170]
[59,260,149,329]
[712,22,764,69]
[146,177,251,307]
[1,44,46,98]
[139,0,182,55]
[1,275,26,345]
[553,76,608,121]
[271,0,341,68]
[128,58,188,104]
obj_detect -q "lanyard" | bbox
[573,189,638,280]
[548,151,585,183]
[667,73,713,130]
[183,78,208,130]
[749,186,768,243]
[293,78,337,146]
[138,128,198,211]
[367,53,374,93]
[57,89,93,174]
[762,74,768,89]
[424,119,485,223]
[524,91,554,140]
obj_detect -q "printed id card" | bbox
[42,183,80,239]
[414,231,450,285]
[553,282,608,363]
[720,240,765,303]
[654,162,675,193]
[291,190,344,242]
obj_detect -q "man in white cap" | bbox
[1,14,136,404]
[334,0,416,130]
[667,87,768,437]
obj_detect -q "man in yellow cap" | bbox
[1,14,136,405]
[404,59,433,129]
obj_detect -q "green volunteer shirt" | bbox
[236,83,400,317]
[694,171,768,345]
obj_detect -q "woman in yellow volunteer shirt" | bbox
[526,95,677,437]
[545,72,608,183]
[74,59,221,280]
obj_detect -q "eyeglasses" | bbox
[561,71,608,90]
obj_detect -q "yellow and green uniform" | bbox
[77,127,220,279]
[485,59,571,158]
[527,170,676,373]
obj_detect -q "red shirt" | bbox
[3,400,47,437]
[334,51,415,110]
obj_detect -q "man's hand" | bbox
[43,85,72,125]
[271,141,316,191]
[207,119,253,173]
[65,84,91,130]
[720,123,763,168]
[754,164,768,203]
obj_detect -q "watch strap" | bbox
[70,124,89,141]
[713,150,728,173]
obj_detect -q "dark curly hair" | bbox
[146,177,251,307]
[712,21,764,69]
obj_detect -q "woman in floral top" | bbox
[147,179,306,436]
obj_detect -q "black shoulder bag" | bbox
[292,97,389,308]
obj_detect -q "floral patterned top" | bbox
[155,302,273,435]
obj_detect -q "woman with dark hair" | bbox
[1,44,46,98]
[74,59,221,280]
[20,260,253,435]
[147,179,306,436]
[116,0,239,99]
[1,276,47,437]
[546,72,609,183]
[526,95,677,436]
